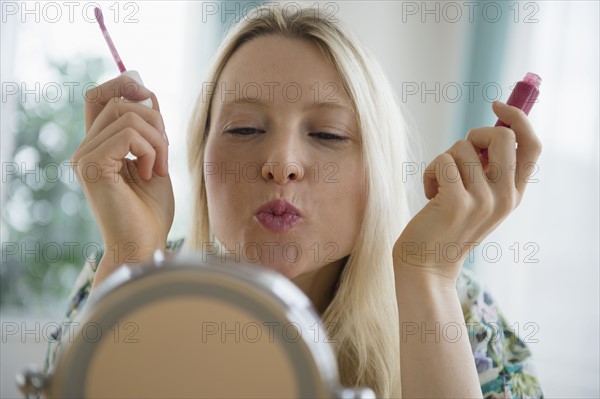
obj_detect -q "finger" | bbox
[124,91,161,111]
[86,97,166,142]
[423,153,466,200]
[150,92,161,112]
[78,111,168,177]
[146,91,168,144]
[492,101,542,194]
[84,74,155,131]
[91,128,157,182]
[446,139,488,191]
[144,91,168,144]
[466,127,517,186]
[466,127,519,210]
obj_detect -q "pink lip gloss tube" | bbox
[481,72,541,161]
[496,72,541,126]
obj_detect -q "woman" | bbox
[47,4,544,398]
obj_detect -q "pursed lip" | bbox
[255,199,303,233]
[255,199,302,217]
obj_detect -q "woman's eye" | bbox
[310,132,348,141]
[225,129,347,141]
[225,128,263,136]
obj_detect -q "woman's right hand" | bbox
[72,74,175,271]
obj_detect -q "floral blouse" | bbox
[44,239,544,398]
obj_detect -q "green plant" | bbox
[1,57,108,310]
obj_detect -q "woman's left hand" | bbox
[393,101,542,284]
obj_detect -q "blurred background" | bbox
[1,1,598,397]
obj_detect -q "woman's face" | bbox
[204,34,365,278]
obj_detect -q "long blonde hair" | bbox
[187,3,414,398]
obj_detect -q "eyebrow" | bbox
[220,97,355,114]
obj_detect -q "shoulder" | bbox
[456,267,504,380]
[456,268,544,398]
[456,267,492,317]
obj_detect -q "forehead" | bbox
[213,35,354,110]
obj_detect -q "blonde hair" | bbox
[187,3,414,398]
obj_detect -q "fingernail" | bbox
[140,98,153,108]
[163,130,169,145]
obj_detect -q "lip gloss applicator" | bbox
[481,72,542,161]
[93,7,153,108]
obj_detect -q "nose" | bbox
[261,161,304,184]
[260,135,305,184]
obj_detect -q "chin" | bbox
[255,259,304,279]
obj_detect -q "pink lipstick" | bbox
[255,199,302,233]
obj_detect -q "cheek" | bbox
[335,160,365,207]
[204,137,239,192]
[319,161,366,248]
[204,143,220,200]
[204,141,234,226]
[204,139,257,242]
